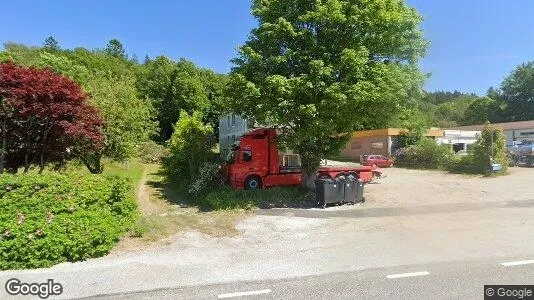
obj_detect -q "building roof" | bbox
[352,128,444,138]
[447,120,534,131]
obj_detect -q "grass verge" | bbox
[200,186,315,210]
[122,165,249,247]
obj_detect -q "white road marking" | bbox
[386,271,430,279]
[218,289,272,299]
[501,260,534,266]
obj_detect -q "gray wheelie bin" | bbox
[344,175,365,204]
[315,178,344,208]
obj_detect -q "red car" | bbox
[361,155,394,168]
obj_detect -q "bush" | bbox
[394,138,455,169]
[446,123,508,176]
[188,162,226,197]
[137,141,170,164]
[163,111,215,183]
[470,124,508,175]
[446,155,479,174]
[0,174,136,270]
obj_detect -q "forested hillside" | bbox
[418,61,534,128]
[0,37,227,171]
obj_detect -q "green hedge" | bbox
[446,155,479,174]
[0,174,136,270]
[394,138,455,169]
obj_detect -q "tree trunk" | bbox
[298,151,321,189]
[38,118,52,174]
[38,153,45,174]
[23,154,30,173]
[0,118,6,174]
[301,169,318,190]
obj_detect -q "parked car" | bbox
[361,155,394,168]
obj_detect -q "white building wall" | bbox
[437,130,481,147]
[507,128,534,145]
[218,113,251,158]
[504,130,514,145]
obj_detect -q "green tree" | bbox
[36,51,90,83]
[461,96,497,125]
[0,42,136,79]
[164,111,215,183]
[67,47,138,78]
[85,76,158,166]
[1,43,41,65]
[422,90,474,105]
[105,39,127,59]
[397,108,430,147]
[433,95,475,127]
[486,87,501,101]
[471,123,508,175]
[199,69,230,137]
[499,61,534,121]
[0,51,11,62]
[228,0,427,186]
[43,36,60,51]
[0,44,157,172]
[136,56,211,141]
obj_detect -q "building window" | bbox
[371,142,384,149]
[520,132,534,136]
[232,114,236,126]
[351,142,362,149]
[242,150,252,162]
[232,134,236,142]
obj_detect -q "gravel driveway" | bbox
[364,167,534,208]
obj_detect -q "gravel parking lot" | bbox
[364,167,534,207]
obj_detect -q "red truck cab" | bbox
[226,128,379,189]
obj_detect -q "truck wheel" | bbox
[245,176,262,190]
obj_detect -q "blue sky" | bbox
[2,0,533,95]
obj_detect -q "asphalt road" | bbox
[89,258,534,299]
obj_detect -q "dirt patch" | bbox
[113,165,249,253]
[134,165,167,215]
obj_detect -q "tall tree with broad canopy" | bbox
[228,0,428,186]
[136,56,212,141]
[498,61,534,122]
[461,96,498,125]
[84,75,158,167]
